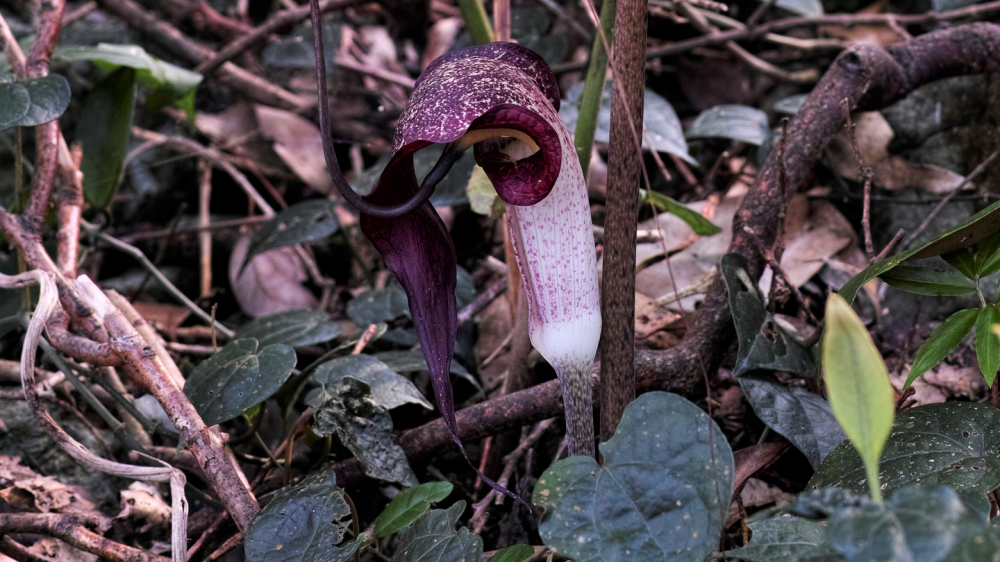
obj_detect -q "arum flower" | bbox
[308,0,601,491]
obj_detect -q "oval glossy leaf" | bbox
[822,294,894,502]
[312,354,432,410]
[724,517,831,562]
[686,104,770,146]
[840,198,1000,304]
[722,254,816,378]
[975,305,1000,386]
[767,0,824,17]
[879,266,976,296]
[643,190,722,236]
[234,308,340,348]
[393,501,482,562]
[905,308,979,388]
[559,81,695,164]
[0,75,71,131]
[740,377,846,469]
[184,338,297,426]
[487,544,536,562]
[372,481,453,538]
[244,469,360,562]
[244,199,340,266]
[943,248,977,279]
[809,402,1000,497]
[79,67,136,209]
[773,94,808,116]
[533,392,733,562]
[350,143,477,207]
[347,286,410,326]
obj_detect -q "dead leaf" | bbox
[229,234,318,317]
[893,363,987,407]
[825,111,969,194]
[253,105,335,193]
[819,0,905,47]
[635,292,681,340]
[422,18,462,70]
[0,456,107,527]
[131,302,191,338]
[758,197,855,290]
[21,538,96,562]
[116,482,172,533]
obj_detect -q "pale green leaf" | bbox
[975,305,1000,386]
[822,294,894,503]
[373,481,453,538]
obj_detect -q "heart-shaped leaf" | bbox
[906,308,979,388]
[244,469,361,562]
[392,501,482,562]
[822,294,894,502]
[373,481,453,538]
[686,105,770,146]
[740,377,846,469]
[724,517,831,561]
[878,266,976,296]
[721,253,815,378]
[533,392,733,562]
[347,286,410,326]
[244,199,340,266]
[809,402,1000,497]
[841,198,1000,304]
[306,377,417,486]
[234,308,341,348]
[0,74,71,131]
[312,354,432,410]
[184,338,297,426]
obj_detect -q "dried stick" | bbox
[328,22,1000,489]
[198,159,214,298]
[56,138,84,278]
[599,0,646,447]
[0,270,187,562]
[0,514,167,562]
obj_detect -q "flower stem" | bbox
[575,0,617,176]
[457,0,494,45]
[557,364,595,458]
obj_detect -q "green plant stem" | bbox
[457,0,494,45]
[867,463,883,504]
[575,0,617,175]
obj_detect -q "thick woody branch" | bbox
[0,513,167,562]
[331,22,1000,489]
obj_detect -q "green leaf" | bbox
[486,545,536,562]
[559,82,696,164]
[740,377,845,469]
[56,43,201,116]
[724,517,831,561]
[312,354,432,410]
[809,402,1000,497]
[975,231,1000,276]
[905,308,979,388]
[826,485,981,562]
[306,377,417,486]
[262,23,341,75]
[840,198,1000,303]
[347,286,410,326]
[773,94,808,116]
[822,294,894,503]
[234,309,341,348]
[721,254,816,378]
[943,519,1000,562]
[878,266,976,296]
[0,75,71,131]
[243,199,340,267]
[244,469,361,562]
[372,481,453,538]
[374,349,481,392]
[943,248,977,279]
[184,338,297,426]
[642,190,722,236]
[78,67,136,209]
[976,305,1000,386]
[686,104,771,146]
[533,392,733,562]
[392,501,482,562]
